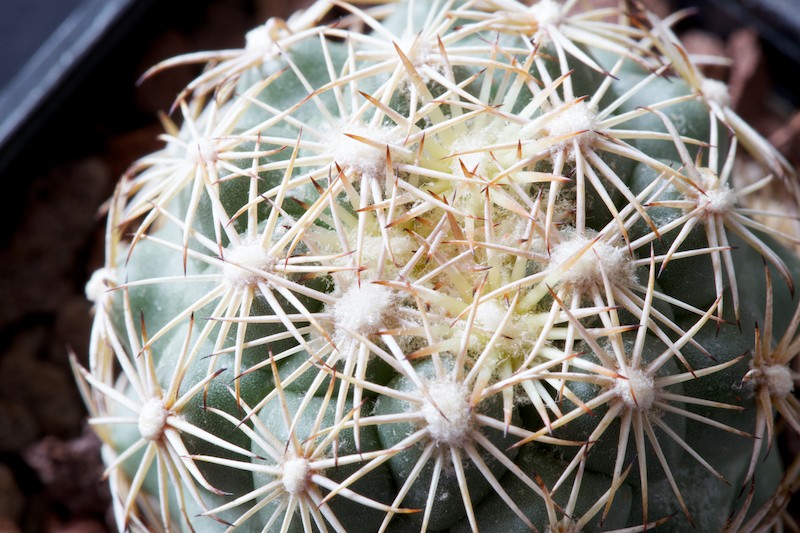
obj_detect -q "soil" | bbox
[0,0,797,531]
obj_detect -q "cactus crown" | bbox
[75,0,800,531]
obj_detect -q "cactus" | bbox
[74,0,800,531]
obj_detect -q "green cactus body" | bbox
[75,0,800,531]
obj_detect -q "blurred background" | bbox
[0,0,797,531]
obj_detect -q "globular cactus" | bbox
[74,0,800,531]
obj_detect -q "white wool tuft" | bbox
[332,282,395,335]
[358,233,416,269]
[223,241,274,288]
[696,168,736,214]
[546,101,596,139]
[702,186,737,214]
[186,138,218,164]
[85,267,115,304]
[549,235,634,290]
[281,456,310,495]
[138,398,169,441]
[245,23,276,53]
[420,381,472,445]
[449,124,499,178]
[327,123,396,176]
[529,0,562,26]
[475,299,509,332]
[764,364,795,398]
[701,78,731,107]
[613,369,656,411]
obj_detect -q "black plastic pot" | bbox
[0,0,155,173]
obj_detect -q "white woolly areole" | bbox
[138,398,169,441]
[696,168,736,214]
[245,25,272,50]
[529,0,562,26]
[85,267,115,304]
[245,20,282,55]
[449,124,500,178]
[420,381,472,445]
[614,368,656,411]
[332,282,395,336]
[281,456,310,495]
[326,123,395,177]
[702,186,737,214]
[223,242,274,288]
[475,299,509,332]
[356,233,416,269]
[701,78,731,107]
[186,138,218,164]
[544,100,596,146]
[764,364,795,398]
[549,235,635,290]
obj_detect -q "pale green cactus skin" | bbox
[75,0,800,531]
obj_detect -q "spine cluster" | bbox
[75,0,800,531]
